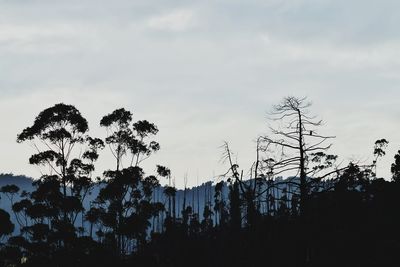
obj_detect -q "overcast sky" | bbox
[1,0,400,188]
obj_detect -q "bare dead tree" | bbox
[220,142,249,197]
[260,96,336,216]
[220,141,261,226]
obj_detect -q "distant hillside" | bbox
[0,173,34,188]
[0,174,230,234]
[0,173,297,235]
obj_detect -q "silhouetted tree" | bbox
[391,150,400,182]
[0,209,14,240]
[221,142,257,227]
[96,108,163,255]
[164,186,176,221]
[373,139,389,177]
[0,209,17,267]
[15,103,103,265]
[261,96,335,216]
[213,181,223,226]
[228,179,241,230]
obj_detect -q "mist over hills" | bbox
[0,173,295,235]
[0,173,227,234]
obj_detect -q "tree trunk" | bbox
[298,109,307,217]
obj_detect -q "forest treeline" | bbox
[1,97,400,267]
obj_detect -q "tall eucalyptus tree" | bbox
[96,108,164,255]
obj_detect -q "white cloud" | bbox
[147,8,195,32]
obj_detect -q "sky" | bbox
[1,0,400,188]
